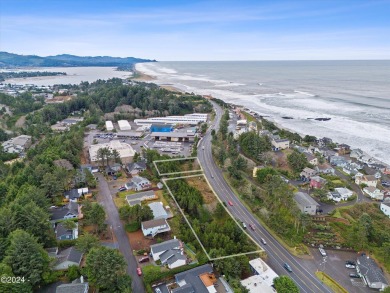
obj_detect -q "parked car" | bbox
[249,224,255,231]
[283,263,292,272]
[155,288,162,293]
[139,256,149,263]
[261,238,267,245]
[345,260,356,266]
[118,186,126,192]
[228,201,233,206]
[350,273,360,278]
[345,264,356,269]
[137,267,142,276]
[319,248,327,257]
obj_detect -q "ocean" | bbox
[136,61,390,165]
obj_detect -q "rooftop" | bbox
[142,218,168,230]
[174,264,214,293]
[148,202,168,219]
[249,258,278,288]
[357,254,388,289]
[294,192,319,207]
[151,238,182,254]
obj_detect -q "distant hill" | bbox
[0,52,156,68]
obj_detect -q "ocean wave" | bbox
[294,90,316,97]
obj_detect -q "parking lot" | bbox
[301,248,376,293]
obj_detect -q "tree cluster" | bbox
[238,132,271,162]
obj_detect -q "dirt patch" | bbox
[46,95,73,103]
[185,176,215,204]
[127,230,156,251]
[15,115,26,128]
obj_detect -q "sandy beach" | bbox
[131,69,156,81]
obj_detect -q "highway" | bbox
[198,101,333,293]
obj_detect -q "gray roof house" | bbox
[148,202,169,219]
[173,264,217,293]
[150,238,183,261]
[56,277,88,293]
[64,188,89,202]
[294,192,319,215]
[300,167,317,179]
[160,249,187,269]
[329,156,350,167]
[55,222,79,241]
[357,254,388,290]
[141,218,170,237]
[126,161,147,175]
[125,176,151,191]
[50,202,79,223]
[53,246,83,271]
[125,190,157,207]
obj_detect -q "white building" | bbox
[141,218,170,237]
[241,258,278,293]
[1,135,32,154]
[380,199,390,218]
[363,187,384,200]
[355,174,378,187]
[105,120,114,131]
[89,140,135,163]
[148,202,169,219]
[271,138,290,150]
[134,113,208,125]
[334,187,354,201]
[118,120,131,131]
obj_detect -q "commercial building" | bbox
[89,140,135,163]
[241,258,278,293]
[1,135,32,154]
[294,192,319,215]
[151,124,174,133]
[118,120,131,131]
[135,113,208,126]
[105,120,114,131]
[151,131,197,142]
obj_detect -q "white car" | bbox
[319,248,327,257]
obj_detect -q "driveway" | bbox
[96,173,145,293]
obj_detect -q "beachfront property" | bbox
[329,155,350,167]
[134,113,208,126]
[117,120,131,130]
[105,120,114,131]
[241,258,278,293]
[125,190,157,207]
[337,143,351,155]
[300,167,317,180]
[89,140,135,163]
[355,173,378,187]
[1,134,32,154]
[294,192,319,215]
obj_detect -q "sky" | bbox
[1,0,390,61]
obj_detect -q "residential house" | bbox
[241,258,278,293]
[315,164,335,175]
[363,187,384,200]
[125,190,157,207]
[64,188,89,202]
[80,164,99,173]
[358,154,374,164]
[148,202,169,219]
[329,188,354,202]
[305,153,318,166]
[125,176,151,191]
[141,218,170,237]
[105,163,121,175]
[271,138,289,151]
[317,137,333,147]
[337,143,351,155]
[56,277,88,293]
[355,174,378,187]
[380,198,390,218]
[310,176,327,189]
[300,167,317,180]
[329,156,350,167]
[319,148,337,161]
[160,249,187,269]
[350,148,364,160]
[294,192,319,215]
[294,145,310,154]
[308,145,320,154]
[53,246,83,271]
[172,264,218,293]
[50,202,80,223]
[55,222,79,240]
[126,161,147,175]
[356,254,388,290]
[343,163,359,175]
[150,239,183,261]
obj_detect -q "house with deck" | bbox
[141,218,170,237]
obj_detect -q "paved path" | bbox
[198,102,333,293]
[96,173,145,293]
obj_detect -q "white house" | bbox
[334,187,354,201]
[105,120,114,131]
[241,258,278,293]
[125,176,151,191]
[148,202,169,219]
[53,247,83,271]
[150,239,182,261]
[271,138,289,151]
[363,187,384,200]
[141,218,170,237]
[355,174,378,188]
[305,153,318,166]
[315,164,335,175]
[380,199,390,218]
